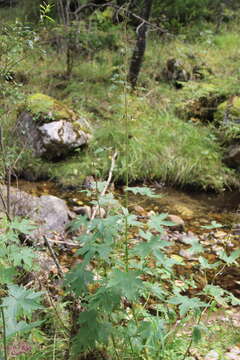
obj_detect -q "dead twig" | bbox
[89,151,118,222]
[43,235,64,279]
[73,2,166,33]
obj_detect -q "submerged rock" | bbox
[167,214,185,231]
[17,93,91,160]
[0,185,71,244]
[73,205,106,219]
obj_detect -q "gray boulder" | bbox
[38,119,90,159]
[0,185,71,245]
[17,112,91,160]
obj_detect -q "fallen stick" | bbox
[43,235,64,278]
[89,150,118,222]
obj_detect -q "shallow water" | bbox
[13,179,240,296]
[13,179,240,231]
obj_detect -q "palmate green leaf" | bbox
[124,186,162,198]
[201,220,223,229]
[9,218,36,234]
[203,285,227,306]
[119,211,143,228]
[92,193,120,208]
[0,230,19,244]
[148,213,175,233]
[139,230,152,241]
[228,293,240,306]
[144,282,168,300]
[11,246,36,269]
[198,256,221,269]
[73,310,112,353]
[108,269,143,301]
[2,285,44,320]
[182,235,204,255]
[155,251,178,270]
[5,319,43,338]
[132,234,171,258]
[0,266,16,284]
[168,295,207,317]
[218,249,240,264]
[126,214,143,227]
[69,215,89,232]
[77,232,114,264]
[65,263,94,296]
[88,286,121,312]
[96,215,123,239]
[189,242,204,255]
[138,318,166,344]
[91,242,113,263]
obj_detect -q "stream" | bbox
[15,179,240,231]
[13,179,240,296]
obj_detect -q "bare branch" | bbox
[44,235,64,278]
[73,2,166,33]
[89,150,118,222]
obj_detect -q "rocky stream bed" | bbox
[11,180,240,292]
[2,179,239,359]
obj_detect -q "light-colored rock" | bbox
[133,205,146,216]
[224,347,240,360]
[171,204,194,218]
[179,249,197,260]
[17,93,91,160]
[38,119,90,159]
[73,205,106,219]
[0,185,71,244]
[167,214,185,231]
[73,205,92,218]
[232,224,240,235]
[92,206,106,219]
[204,350,219,360]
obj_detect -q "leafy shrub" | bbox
[65,186,240,359]
[0,216,43,358]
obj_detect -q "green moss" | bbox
[215,96,240,124]
[214,97,240,142]
[48,156,90,187]
[25,93,77,123]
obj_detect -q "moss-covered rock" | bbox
[215,96,240,124]
[24,93,77,123]
[17,93,91,160]
[177,82,225,121]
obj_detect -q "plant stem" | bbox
[111,334,121,360]
[123,4,130,272]
[1,307,8,360]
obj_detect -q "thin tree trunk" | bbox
[128,0,153,89]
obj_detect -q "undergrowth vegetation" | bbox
[1,13,239,190]
[1,2,240,359]
[1,186,240,359]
